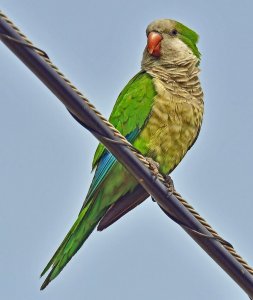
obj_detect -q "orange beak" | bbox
[147,32,163,57]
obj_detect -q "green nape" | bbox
[175,21,201,59]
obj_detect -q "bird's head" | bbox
[141,19,200,69]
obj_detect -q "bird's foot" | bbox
[145,157,160,177]
[146,157,160,203]
[164,174,175,193]
[151,175,175,203]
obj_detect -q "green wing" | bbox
[86,71,156,202]
[92,71,156,169]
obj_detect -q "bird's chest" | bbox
[133,80,203,174]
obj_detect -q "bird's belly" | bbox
[133,87,203,175]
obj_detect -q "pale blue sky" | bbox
[1,0,253,299]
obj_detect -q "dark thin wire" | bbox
[67,109,143,153]
[159,204,234,248]
[0,33,49,58]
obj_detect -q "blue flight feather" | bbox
[87,129,139,200]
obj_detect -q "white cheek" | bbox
[171,38,189,52]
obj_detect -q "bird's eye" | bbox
[171,29,178,36]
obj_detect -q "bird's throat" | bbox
[145,57,203,103]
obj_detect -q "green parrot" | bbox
[40,19,204,289]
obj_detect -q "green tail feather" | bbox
[40,194,106,290]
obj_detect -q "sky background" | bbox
[1,0,253,299]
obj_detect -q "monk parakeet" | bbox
[40,19,204,289]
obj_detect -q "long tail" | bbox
[40,194,106,290]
